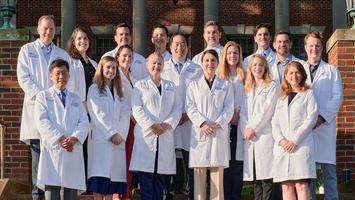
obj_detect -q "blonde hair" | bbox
[93,56,124,98]
[244,54,273,93]
[304,31,324,46]
[218,41,245,82]
[37,15,55,27]
[280,61,310,98]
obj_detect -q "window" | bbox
[226,35,255,59]
[292,35,307,61]
[94,37,116,61]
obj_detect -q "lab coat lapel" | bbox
[49,87,65,125]
[312,60,326,83]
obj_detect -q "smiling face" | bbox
[285,65,303,89]
[170,35,187,61]
[151,27,169,50]
[226,45,240,66]
[37,18,55,46]
[118,47,133,71]
[102,61,117,84]
[114,27,131,46]
[50,66,69,91]
[202,52,218,77]
[74,31,89,55]
[304,36,322,62]
[273,33,292,57]
[254,27,271,50]
[203,25,222,47]
[250,57,266,80]
[147,54,164,77]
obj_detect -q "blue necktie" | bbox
[59,91,66,107]
[175,63,182,74]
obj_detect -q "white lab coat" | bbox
[161,58,203,150]
[185,76,234,167]
[162,50,172,62]
[34,87,89,191]
[70,57,97,101]
[242,49,276,71]
[17,39,73,143]
[272,89,318,182]
[87,84,131,182]
[119,69,137,109]
[230,75,245,161]
[269,55,302,85]
[239,81,277,181]
[192,44,224,67]
[130,78,182,174]
[103,47,149,81]
[302,60,343,165]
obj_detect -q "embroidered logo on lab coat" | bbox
[70,102,79,107]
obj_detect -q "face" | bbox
[170,35,187,60]
[285,65,302,88]
[74,31,89,55]
[151,28,168,49]
[114,27,131,46]
[273,34,292,57]
[254,27,271,49]
[226,45,240,66]
[118,48,133,70]
[250,57,266,80]
[202,53,218,76]
[203,25,222,47]
[50,66,69,91]
[147,54,164,77]
[102,61,117,83]
[37,19,55,46]
[304,36,322,61]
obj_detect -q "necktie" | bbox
[59,91,66,107]
[310,64,319,82]
[175,63,182,74]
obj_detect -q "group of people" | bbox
[17,14,343,200]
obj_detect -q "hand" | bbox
[160,123,172,132]
[278,138,288,149]
[111,133,123,145]
[60,136,74,152]
[244,128,257,141]
[313,116,325,129]
[211,123,221,131]
[150,124,165,136]
[201,122,215,136]
[179,113,190,125]
[284,141,296,153]
[230,112,240,126]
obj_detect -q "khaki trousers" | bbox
[194,167,224,200]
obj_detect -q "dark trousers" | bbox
[165,155,185,200]
[138,172,166,200]
[253,179,273,200]
[30,139,44,199]
[44,185,77,200]
[182,149,194,200]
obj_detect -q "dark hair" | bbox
[152,25,169,36]
[49,59,70,73]
[114,23,131,35]
[274,31,292,43]
[201,49,219,63]
[115,44,133,61]
[67,26,93,59]
[254,23,273,36]
[169,33,188,46]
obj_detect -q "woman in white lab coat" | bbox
[217,41,245,200]
[114,44,136,200]
[186,49,234,200]
[272,61,318,200]
[239,54,277,200]
[87,56,131,200]
[129,53,182,200]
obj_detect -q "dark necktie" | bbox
[310,64,319,82]
[59,91,66,107]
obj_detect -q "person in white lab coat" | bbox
[243,23,276,72]
[113,44,136,200]
[34,59,89,200]
[239,54,277,200]
[192,21,224,67]
[161,33,203,199]
[302,32,343,200]
[186,49,234,200]
[66,27,97,191]
[217,41,245,200]
[272,61,318,200]
[87,56,131,200]
[16,15,72,200]
[102,23,148,81]
[151,25,171,62]
[129,53,182,200]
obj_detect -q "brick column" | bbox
[327,29,355,181]
[0,29,31,184]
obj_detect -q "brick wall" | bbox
[327,30,355,181]
[0,40,30,184]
